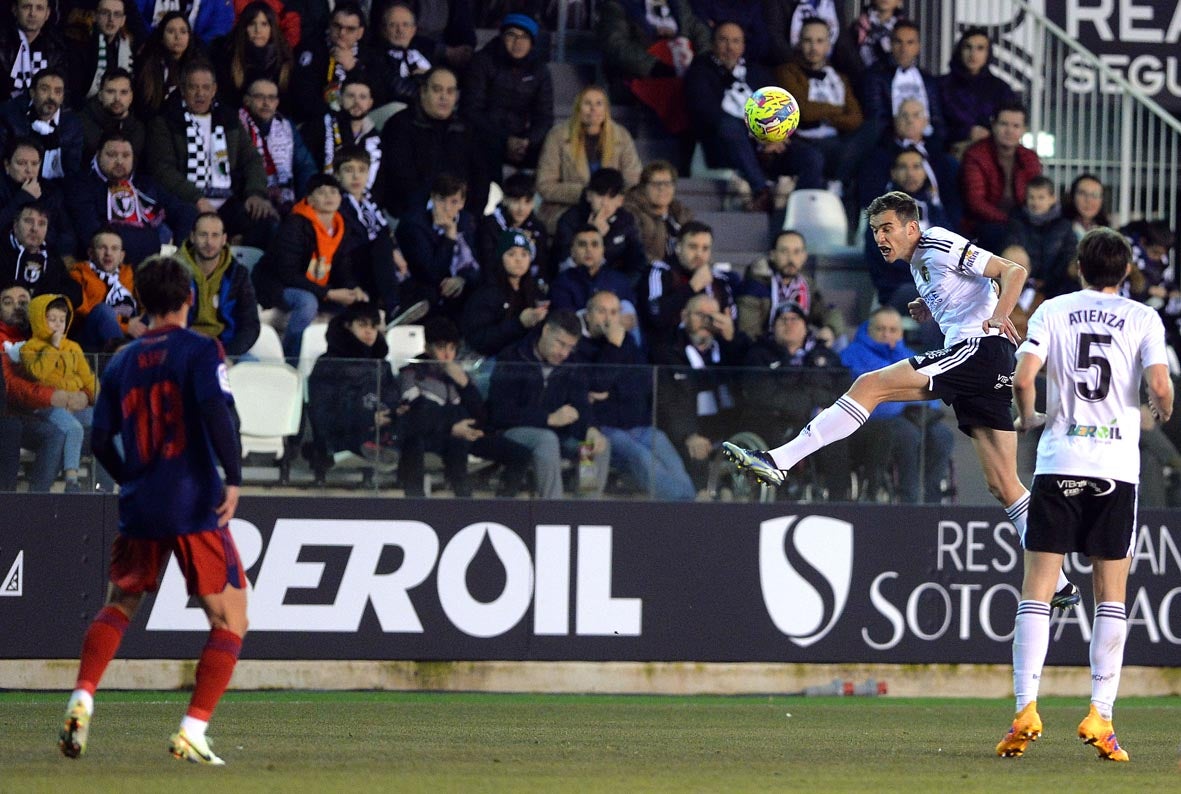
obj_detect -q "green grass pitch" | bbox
[3,692,1180,792]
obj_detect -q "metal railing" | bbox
[918,0,1181,226]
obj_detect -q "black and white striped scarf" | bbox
[347,192,386,242]
[87,33,134,99]
[9,31,47,97]
[183,104,232,197]
[87,260,137,314]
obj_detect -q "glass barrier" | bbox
[9,351,1176,506]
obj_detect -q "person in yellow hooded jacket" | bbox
[19,293,98,491]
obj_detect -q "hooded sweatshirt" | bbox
[19,293,97,399]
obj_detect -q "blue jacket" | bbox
[839,320,940,420]
[138,0,234,45]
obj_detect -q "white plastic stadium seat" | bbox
[484,181,503,216]
[297,322,330,399]
[158,243,178,257]
[386,324,426,372]
[244,322,284,363]
[369,101,406,131]
[783,189,852,255]
[230,245,265,273]
[227,362,302,461]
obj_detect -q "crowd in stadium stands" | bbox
[0,0,1179,504]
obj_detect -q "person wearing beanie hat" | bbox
[496,227,536,262]
[461,9,553,177]
[477,171,551,280]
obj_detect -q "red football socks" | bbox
[186,628,243,721]
[75,606,131,694]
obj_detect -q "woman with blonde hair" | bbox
[536,85,642,230]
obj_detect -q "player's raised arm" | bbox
[981,254,1028,343]
[1144,363,1174,424]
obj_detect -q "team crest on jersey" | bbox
[918,264,930,282]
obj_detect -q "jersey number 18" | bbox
[121,381,186,463]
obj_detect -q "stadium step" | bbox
[695,210,772,253]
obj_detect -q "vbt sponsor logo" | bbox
[146,519,641,637]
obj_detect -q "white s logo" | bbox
[759,516,853,647]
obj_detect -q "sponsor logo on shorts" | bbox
[913,346,952,366]
[1054,478,1116,497]
[995,374,1014,390]
[1066,421,1122,440]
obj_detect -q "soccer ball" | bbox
[744,87,800,143]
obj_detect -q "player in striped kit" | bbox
[725,190,1080,608]
[996,227,1173,761]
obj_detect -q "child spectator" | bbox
[397,317,530,497]
[305,301,400,476]
[335,145,403,318]
[552,167,646,284]
[477,171,550,283]
[19,294,97,491]
[461,227,548,357]
[68,228,146,352]
[1006,176,1078,301]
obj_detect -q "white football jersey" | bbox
[911,227,1004,347]
[1018,290,1169,482]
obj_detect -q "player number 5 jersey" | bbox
[1017,290,1169,482]
[912,227,1003,347]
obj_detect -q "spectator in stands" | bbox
[639,219,740,349]
[146,60,278,247]
[394,172,480,323]
[575,289,695,500]
[742,300,850,500]
[833,0,904,81]
[138,0,232,46]
[176,211,261,358]
[737,229,843,341]
[549,225,638,322]
[290,2,385,125]
[0,0,67,99]
[488,309,611,499]
[959,99,1040,250]
[133,11,202,117]
[0,136,72,255]
[0,68,83,185]
[214,1,294,109]
[19,292,97,491]
[939,27,1017,159]
[651,292,749,489]
[595,0,711,138]
[477,171,550,282]
[0,202,81,304]
[371,0,476,71]
[335,144,402,317]
[859,19,945,150]
[840,305,952,503]
[68,228,144,351]
[776,16,863,193]
[68,130,196,266]
[0,283,68,492]
[67,0,136,108]
[1122,219,1176,308]
[537,84,642,231]
[686,20,823,212]
[233,0,300,49]
[303,76,383,192]
[397,316,531,497]
[305,300,400,472]
[857,97,958,220]
[78,68,144,163]
[254,174,367,358]
[238,76,316,215]
[462,13,552,179]
[373,2,437,107]
[1006,175,1078,301]
[461,226,548,357]
[625,160,692,266]
[1063,172,1111,239]
[377,65,488,221]
[691,0,774,65]
[553,167,646,285]
[765,0,840,66]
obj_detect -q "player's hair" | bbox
[678,220,713,241]
[991,98,1028,125]
[334,144,371,169]
[1026,175,1055,194]
[430,172,467,199]
[587,167,624,197]
[502,171,536,200]
[45,296,69,316]
[544,308,581,338]
[774,229,806,248]
[866,191,920,226]
[1076,228,1132,288]
[135,256,192,316]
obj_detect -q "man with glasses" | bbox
[624,160,692,268]
[68,0,136,108]
[238,76,316,214]
[291,1,386,125]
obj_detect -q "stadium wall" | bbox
[3,494,1180,693]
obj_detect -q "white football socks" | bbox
[1012,600,1051,711]
[180,716,209,741]
[1090,602,1127,720]
[768,396,869,470]
[69,689,94,714]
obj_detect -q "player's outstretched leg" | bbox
[996,701,1043,758]
[59,604,133,758]
[721,442,787,487]
[1050,579,1081,611]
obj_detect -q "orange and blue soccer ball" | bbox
[744,86,801,143]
